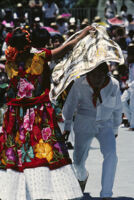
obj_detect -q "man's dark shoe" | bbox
[78,173,89,193]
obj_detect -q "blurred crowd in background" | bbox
[0,0,134,128]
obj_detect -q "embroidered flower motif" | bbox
[19,128,25,141]
[17,149,22,167]
[41,127,52,141]
[21,144,34,163]
[13,126,25,146]
[26,54,44,75]
[54,143,62,153]
[35,113,42,125]
[34,139,53,162]
[23,108,35,131]
[6,147,16,162]
[1,150,6,165]
[17,78,34,98]
[43,111,47,121]
[5,51,45,79]
[5,63,18,79]
[15,131,22,146]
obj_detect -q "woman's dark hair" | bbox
[9,28,30,51]
[51,34,64,44]
[31,28,51,48]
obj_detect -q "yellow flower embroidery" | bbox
[26,54,44,75]
[1,151,6,165]
[5,63,18,78]
[5,52,45,77]
[34,139,53,162]
[1,158,6,165]
[15,131,22,146]
[35,113,42,124]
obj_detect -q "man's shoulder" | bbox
[110,76,119,85]
[109,76,120,90]
[74,75,86,84]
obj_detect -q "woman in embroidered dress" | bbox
[0,26,94,200]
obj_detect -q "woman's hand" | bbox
[83,25,96,34]
[51,25,96,60]
[76,25,96,41]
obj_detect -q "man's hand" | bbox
[62,130,70,141]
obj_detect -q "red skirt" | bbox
[0,90,71,172]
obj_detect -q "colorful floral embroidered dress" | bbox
[0,49,72,172]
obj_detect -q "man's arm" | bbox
[113,82,122,137]
[62,81,79,133]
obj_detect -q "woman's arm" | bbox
[51,26,95,60]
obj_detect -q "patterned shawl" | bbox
[49,23,124,103]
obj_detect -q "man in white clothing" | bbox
[121,81,134,130]
[62,62,122,200]
[42,0,59,26]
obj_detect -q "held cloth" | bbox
[49,23,124,103]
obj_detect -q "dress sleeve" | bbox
[43,48,52,61]
[37,48,52,61]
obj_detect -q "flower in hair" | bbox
[22,29,31,44]
[5,46,19,62]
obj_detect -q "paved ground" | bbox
[67,126,134,200]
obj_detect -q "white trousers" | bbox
[73,115,118,198]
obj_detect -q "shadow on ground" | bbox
[82,193,134,200]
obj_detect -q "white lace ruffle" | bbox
[0,165,83,200]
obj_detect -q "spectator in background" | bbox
[128,42,134,83]
[121,80,134,131]
[31,17,44,30]
[68,17,77,31]
[104,0,117,19]
[51,34,64,49]
[127,14,134,32]
[0,8,5,22]
[56,15,69,35]
[0,24,5,57]
[28,0,43,24]
[50,22,58,31]
[1,23,13,55]
[126,30,134,45]
[42,0,59,26]
[120,3,127,14]
[114,27,127,51]
[13,3,29,27]
[118,64,128,93]
[2,8,14,28]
